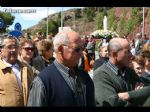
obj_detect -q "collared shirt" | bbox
[105,60,128,90]
[28,60,86,106]
[54,60,85,106]
[105,60,125,77]
[142,71,150,81]
[54,60,77,93]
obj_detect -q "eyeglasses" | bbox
[2,45,19,50]
[22,47,34,51]
[62,44,84,53]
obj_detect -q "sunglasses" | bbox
[62,44,83,53]
[22,47,34,51]
[73,47,84,53]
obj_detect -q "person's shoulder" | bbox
[78,68,88,75]
[38,63,56,76]
[126,67,136,74]
[94,59,104,69]
[0,58,6,68]
[93,63,108,76]
[126,67,140,80]
[94,58,101,62]
[96,62,107,70]
[142,71,150,78]
[31,75,44,88]
[33,55,41,61]
[17,59,28,68]
[78,68,93,82]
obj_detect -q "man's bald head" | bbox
[108,37,129,56]
[53,30,81,51]
[108,37,132,68]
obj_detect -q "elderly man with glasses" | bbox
[0,35,34,106]
[27,30,95,107]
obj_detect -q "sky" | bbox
[0,7,83,30]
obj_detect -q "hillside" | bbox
[25,7,150,39]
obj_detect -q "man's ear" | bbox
[57,45,63,54]
[112,50,118,60]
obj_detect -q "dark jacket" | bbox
[27,62,95,106]
[32,55,54,72]
[93,62,150,107]
[93,57,108,71]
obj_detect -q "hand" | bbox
[135,82,144,90]
[118,92,129,101]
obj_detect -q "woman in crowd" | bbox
[93,42,109,71]
[18,38,39,76]
[140,43,150,81]
[78,39,94,74]
[130,55,150,86]
[32,39,55,72]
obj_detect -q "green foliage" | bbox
[95,13,103,30]
[116,9,127,35]
[0,11,15,33]
[124,7,142,36]
[108,8,115,31]
[75,9,81,18]
[96,7,103,12]
[27,7,146,38]
[58,11,61,18]
[39,20,59,36]
[56,11,61,27]
[83,7,95,22]
[148,10,150,23]
[112,20,117,31]
[103,7,108,16]
[48,20,59,35]
[131,7,142,25]
[126,18,134,35]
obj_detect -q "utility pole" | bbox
[142,7,145,38]
[47,7,49,38]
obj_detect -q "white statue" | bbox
[103,16,107,32]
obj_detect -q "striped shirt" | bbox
[105,60,128,90]
[105,60,125,77]
[54,60,86,106]
[54,60,77,93]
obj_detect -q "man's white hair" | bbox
[53,32,69,51]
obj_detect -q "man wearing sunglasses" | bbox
[27,30,95,107]
[0,35,34,106]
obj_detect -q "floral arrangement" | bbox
[91,30,119,39]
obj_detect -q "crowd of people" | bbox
[0,30,150,107]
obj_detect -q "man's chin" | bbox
[9,59,17,64]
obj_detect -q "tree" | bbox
[0,12,15,33]
[39,20,59,36]
[95,13,103,30]
[108,8,115,30]
[75,9,81,18]
[83,7,95,22]
[103,7,108,17]
[116,9,127,35]
[56,12,61,27]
